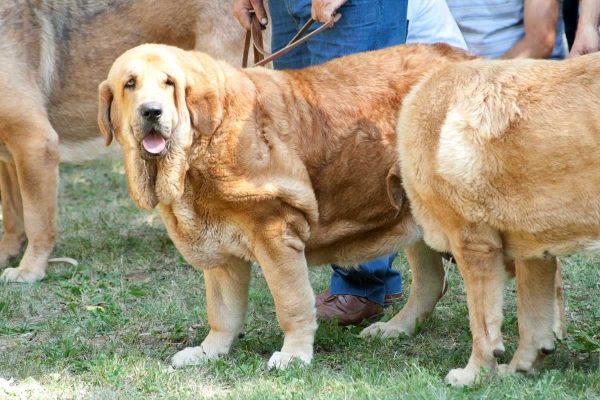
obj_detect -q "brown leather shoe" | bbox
[316,294,383,326]
[315,288,330,308]
[315,288,404,309]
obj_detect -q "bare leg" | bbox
[0,161,25,266]
[361,239,445,338]
[172,259,251,367]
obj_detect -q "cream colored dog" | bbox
[0,0,262,283]
[99,43,480,369]
[398,53,600,386]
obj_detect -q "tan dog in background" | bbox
[398,54,600,386]
[0,0,264,282]
[99,43,477,369]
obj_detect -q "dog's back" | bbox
[399,52,600,258]
[239,44,476,264]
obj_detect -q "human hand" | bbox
[233,0,268,30]
[569,24,600,57]
[311,0,346,24]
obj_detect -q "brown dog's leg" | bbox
[171,259,251,367]
[445,228,506,387]
[361,239,445,338]
[0,161,26,266]
[0,118,59,283]
[499,257,558,376]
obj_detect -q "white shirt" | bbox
[406,0,468,50]
[446,0,568,59]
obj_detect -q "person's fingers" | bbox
[311,0,346,24]
[232,0,252,30]
[569,26,600,58]
[568,47,585,58]
[251,0,269,25]
[311,6,334,23]
[569,40,597,58]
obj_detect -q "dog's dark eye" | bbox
[166,79,174,86]
[125,78,135,88]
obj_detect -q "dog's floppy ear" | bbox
[185,74,224,136]
[98,81,114,146]
[386,161,406,211]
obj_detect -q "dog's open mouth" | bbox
[142,130,167,155]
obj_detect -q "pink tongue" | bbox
[143,131,166,154]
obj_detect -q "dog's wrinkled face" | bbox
[100,45,188,158]
[122,64,176,158]
[98,44,224,209]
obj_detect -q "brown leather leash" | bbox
[242,12,337,68]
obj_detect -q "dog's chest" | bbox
[158,201,252,269]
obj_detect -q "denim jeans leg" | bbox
[330,254,400,306]
[269,0,311,70]
[309,0,408,64]
[272,0,408,67]
[383,253,402,296]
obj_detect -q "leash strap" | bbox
[242,12,337,68]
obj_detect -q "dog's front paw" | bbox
[1,267,45,283]
[171,346,218,368]
[360,321,411,339]
[267,351,312,370]
[445,367,480,387]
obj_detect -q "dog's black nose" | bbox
[141,102,162,121]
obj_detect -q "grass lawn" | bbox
[1,160,600,399]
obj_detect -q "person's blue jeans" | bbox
[269,0,408,306]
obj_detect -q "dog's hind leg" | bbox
[0,114,59,283]
[361,239,445,339]
[499,256,559,376]
[172,258,251,367]
[444,226,506,387]
[0,161,26,266]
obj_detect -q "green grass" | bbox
[1,160,600,399]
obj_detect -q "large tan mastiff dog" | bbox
[398,54,600,386]
[0,0,261,283]
[99,43,477,369]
